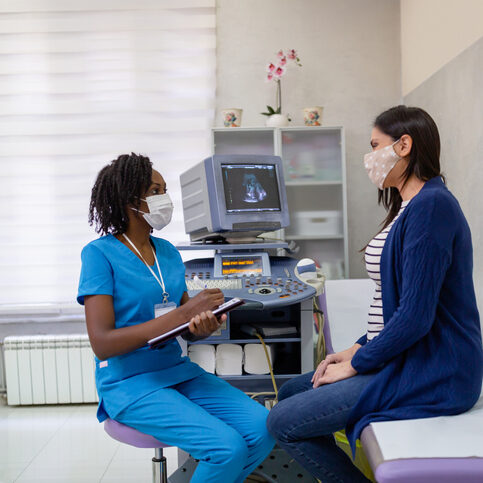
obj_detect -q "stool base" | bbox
[152,447,168,483]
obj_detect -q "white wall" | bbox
[216,0,401,278]
[401,0,483,95]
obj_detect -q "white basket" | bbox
[290,210,342,236]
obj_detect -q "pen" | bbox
[193,275,207,290]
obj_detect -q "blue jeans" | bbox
[266,371,375,483]
[116,372,274,483]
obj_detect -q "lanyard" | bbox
[122,234,170,303]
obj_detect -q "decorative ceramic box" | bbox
[303,106,323,126]
[222,108,243,127]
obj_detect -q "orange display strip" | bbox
[223,268,263,274]
[222,260,256,266]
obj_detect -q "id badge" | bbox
[154,302,187,355]
[154,302,177,319]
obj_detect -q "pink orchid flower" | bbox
[275,66,284,77]
[267,63,276,72]
[267,73,274,81]
[287,49,297,60]
[277,50,284,58]
[279,56,287,66]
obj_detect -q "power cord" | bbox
[254,332,279,401]
[247,298,326,405]
[313,297,326,366]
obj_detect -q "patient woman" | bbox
[77,153,274,483]
[267,105,483,482]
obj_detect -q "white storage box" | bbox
[244,344,273,374]
[188,344,216,374]
[215,344,243,375]
[290,210,342,236]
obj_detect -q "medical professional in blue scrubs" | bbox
[266,106,483,482]
[77,153,274,483]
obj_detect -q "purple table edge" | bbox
[361,425,483,483]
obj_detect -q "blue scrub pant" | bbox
[116,372,275,483]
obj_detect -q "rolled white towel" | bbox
[215,344,243,375]
[244,343,273,374]
[188,344,216,374]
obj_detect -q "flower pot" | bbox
[265,114,290,127]
[222,108,242,127]
[303,106,323,126]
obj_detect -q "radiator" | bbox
[4,334,98,405]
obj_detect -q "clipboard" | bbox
[148,297,245,349]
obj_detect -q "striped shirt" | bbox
[365,200,410,341]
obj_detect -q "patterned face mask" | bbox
[364,139,401,190]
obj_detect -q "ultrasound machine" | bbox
[169,155,323,483]
[178,155,325,384]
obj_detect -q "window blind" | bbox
[0,0,216,309]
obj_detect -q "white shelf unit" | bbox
[212,126,349,279]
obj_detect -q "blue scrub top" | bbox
[77,234,203,421]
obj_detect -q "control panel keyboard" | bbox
[184,257,316,309]
[186,279,243,290]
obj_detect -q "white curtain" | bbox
[0,0,216,311]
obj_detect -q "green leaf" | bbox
[267,105,275,114]
[275,107,281,114]
[261,112,271,116]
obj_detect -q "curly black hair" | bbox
[88,153,153,235]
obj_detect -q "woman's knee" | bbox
[277,372,314,401]
[266,400,292,442]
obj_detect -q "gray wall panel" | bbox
[404,37,483,319]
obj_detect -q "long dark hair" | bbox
[88,153,153,235]
[374,105,444,230]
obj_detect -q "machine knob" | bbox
[295,258,317,277]
[295,257,325,296]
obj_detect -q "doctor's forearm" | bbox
[87,303,196,360]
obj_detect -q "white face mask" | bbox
[132,193,173,231]
[364,139,401,190]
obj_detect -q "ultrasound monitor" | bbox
[222,164,281,213]
[180,155,289,241]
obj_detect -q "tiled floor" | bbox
[0,396,179,483]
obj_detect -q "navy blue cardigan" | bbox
[347,176,483,451]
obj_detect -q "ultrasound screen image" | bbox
[221,164,281,212]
